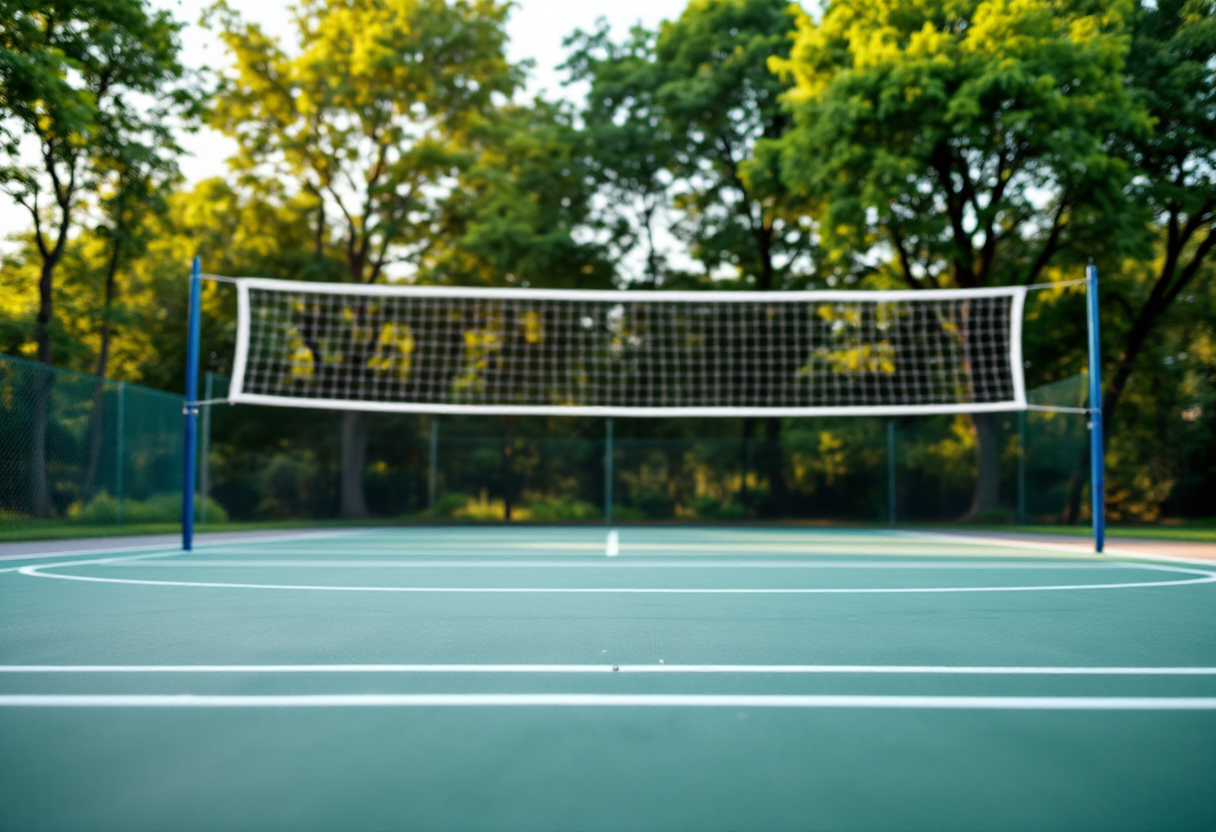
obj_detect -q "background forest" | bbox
[1,0,1213,529]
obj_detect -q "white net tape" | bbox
[228,280,1027,416]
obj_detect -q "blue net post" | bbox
[1086,263,1106,553]
[182,257,202,551]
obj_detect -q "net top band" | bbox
[210,275,1031,304]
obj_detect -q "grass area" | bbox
[1,518,1212,545]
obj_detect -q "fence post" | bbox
[428,419,439,519]
[886,419,897,527]
[115,381,125,526]
[605,419,614,526]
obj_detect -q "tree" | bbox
[563,22,677,286]
[655,0,807,292]
[208,0,522,517]
[1057,0,1216,521]
[771,0,1144,517]
[1104,0,1216,446]
[0,0,192,515]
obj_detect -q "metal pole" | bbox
[182,257,202,551]
[1086,262,1106,553]
[200,371,213,524]
[428,419,439,519]
[886,419,896,527]
[1017,410,1027,526]
[115,381,125,526]
[605,419,614,525]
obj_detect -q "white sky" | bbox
[0,0,691,252]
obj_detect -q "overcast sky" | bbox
[1,0,691,250]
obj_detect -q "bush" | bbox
[714,503,747,520]
[68,492,229,525]
[255,453,326,519]
[968,508,1015,525]
[526,496,601,521]
[628,485,674,519]
[434,492,471,518]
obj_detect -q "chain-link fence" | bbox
[0,354,1091,534]
[0,354,210,533]
[200,372,1090,526]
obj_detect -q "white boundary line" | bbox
[896,530,1216,569]
[2,693,1214,710]
[0,551,182,574]
[15,563,1216,593]
[0,529,368,562]
[0,529,376,573]
[2,664,1213,675]
[90,559,1152,570]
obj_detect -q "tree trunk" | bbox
[967,412,1002,519]
[339,411,369,518]
[28,260,56,517]
[82,238,123,500]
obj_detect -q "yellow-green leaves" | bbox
[208,0,521,285]
[774,0,1141,290]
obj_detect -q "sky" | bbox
[0,0,692,251]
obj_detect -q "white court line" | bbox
[94,559,1148,570]
[897,530,1216,569]
[0,529,375,571]
[2,693,1214,709]
[0,550,186,574]
[2,664,1214,675]
[15,565,1216,593]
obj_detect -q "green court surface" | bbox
[1,528,1214,832]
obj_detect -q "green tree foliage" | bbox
[567,0,809,290]
[654,0,807,290]
[1103,0,1216,432]
[770,0,1145,515]
[0,0,193,364]
[563,23,678,285]
[426,100,614,289]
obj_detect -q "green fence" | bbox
[1,354,1091,534]
[0,353,200,531]
[198,372,1091,526]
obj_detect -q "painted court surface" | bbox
[1,527,1214,831]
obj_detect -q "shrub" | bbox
[434,492,471,518]
[628,485,674,519]
[526,496,601,521]
[67,492,229,525]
